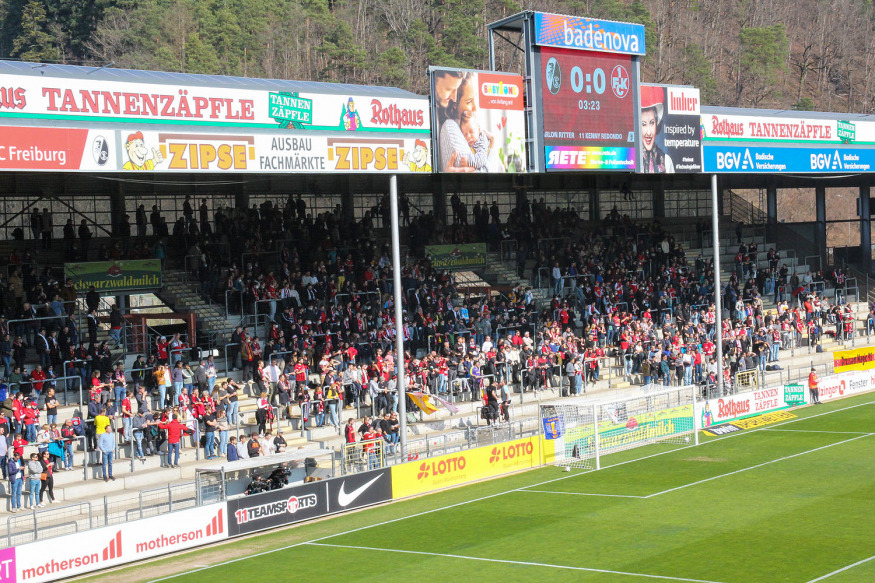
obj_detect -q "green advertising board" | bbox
[837,120,856,144]
[65,260,162,293]
[784,383,806,407]
[424,243,487,270]
[268,92,313,129]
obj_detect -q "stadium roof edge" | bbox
[0,59,424,99]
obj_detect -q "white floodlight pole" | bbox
[390,174,407,456]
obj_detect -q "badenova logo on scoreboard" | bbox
[534,12,646,55]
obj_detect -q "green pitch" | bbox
[89,394,875,583]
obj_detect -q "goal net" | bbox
[541,385,698,470]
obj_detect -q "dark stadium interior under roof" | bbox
[0,59,423,99]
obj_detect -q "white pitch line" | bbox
[761,429,871,435]
[146,397,875,582]
[806,553,875,582]
[520,489,645,499]
[305,542,729,583]
[643,433,873,499]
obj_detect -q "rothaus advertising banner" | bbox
[538,45,638,171]
[429,68,526,173]
[0,125,433,173]
[702,111,875,173]
[0,73,429,134]
[638,84,702,173]
[1,503,227,582]
[227,468,391,536]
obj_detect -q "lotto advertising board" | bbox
[538,46,638,171]
[702,112,875,173]
[226,469,391,536]
[429,68,526,173]
[391,436,541,499]
[0,72,429,134]
[1,503,227,582]
[638,84,702,173]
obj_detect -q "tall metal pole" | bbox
[712,174,724,395]
[389,175,407,455]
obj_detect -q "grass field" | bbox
[85,393,875,583]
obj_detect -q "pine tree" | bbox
[11,0,63,63]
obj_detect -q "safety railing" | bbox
[4,480,196,547]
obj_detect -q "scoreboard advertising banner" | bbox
[638,84,702,173]
[429,68,526,173]
[702,112,875,173]
[532,13,644,172]
[0,71,431,173]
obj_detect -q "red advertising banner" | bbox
[0,126,90,170]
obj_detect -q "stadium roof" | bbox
[0,59,423,98]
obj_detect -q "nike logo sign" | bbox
[337,474,382,507]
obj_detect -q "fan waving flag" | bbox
[408,392,439,415]
[432,394,460,414]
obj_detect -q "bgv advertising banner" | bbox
[539,46,637,171]
[638,84,702,173]
[429,68,526,173]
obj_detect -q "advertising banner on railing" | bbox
[391,436,541,499]
[429,68,526,173]
[226,468,391,536]
[65,259,162,293]
[816,370,874,403]
[833,346,875,373]
[2,502,227,582]
[697,387,796,427]
[424,243,487,270]
[0,72,429,134]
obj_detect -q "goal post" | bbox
[541,385,698,470]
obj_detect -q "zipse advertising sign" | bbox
[540,46,637,171]
[533,12,646,55]
[2,503,227,582]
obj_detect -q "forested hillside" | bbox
[1,0,873,113]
